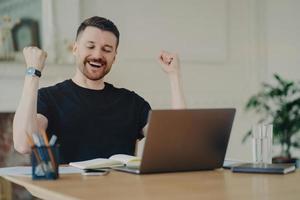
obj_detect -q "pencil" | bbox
[40,129,57,171]
[26,132,46,174]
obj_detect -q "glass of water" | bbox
[252,124,273,164]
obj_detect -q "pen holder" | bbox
[31,145,59,180]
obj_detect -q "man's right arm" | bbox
[13,47,48,154]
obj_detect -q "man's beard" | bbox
[80,58,111,81]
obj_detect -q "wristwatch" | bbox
[26,67,41,77]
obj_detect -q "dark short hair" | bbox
[76,16,120,48]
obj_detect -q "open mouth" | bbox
[88,61,104,68]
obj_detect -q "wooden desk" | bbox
[2,169,300,200]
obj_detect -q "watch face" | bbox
[27,68,34,74]
[26,67,41,77]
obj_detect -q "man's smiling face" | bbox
[73,26,117,81]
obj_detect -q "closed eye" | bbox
[103,49,112,53]
[86,45,94,49]
[102,47,113,53]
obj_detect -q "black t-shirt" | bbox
[37,80,151,163]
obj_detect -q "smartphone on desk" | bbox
[82,169,110,176]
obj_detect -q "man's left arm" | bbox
[158,50,186,109]
[142,51,186,137]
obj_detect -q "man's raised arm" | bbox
[13,47,48,154]
[158,50,186,109]
[141,51,186,136]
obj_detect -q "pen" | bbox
[26,132,46,175]
[40,129,57,172]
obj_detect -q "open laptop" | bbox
[115,108,236,174]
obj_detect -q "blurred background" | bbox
[0,0,300,199]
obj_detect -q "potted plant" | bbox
[243,74,300,164]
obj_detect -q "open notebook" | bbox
[69,154,140,170]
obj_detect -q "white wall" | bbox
[266,0,300,81]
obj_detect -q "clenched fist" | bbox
[158,50,180,76]
[23,46,47,71]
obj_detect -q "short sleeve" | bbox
[136,94,151,139]
[37,88,52,120]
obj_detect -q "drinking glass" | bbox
[252,124,273,164]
